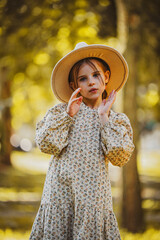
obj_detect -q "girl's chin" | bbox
[83,95,102,101]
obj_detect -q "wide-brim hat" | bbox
[51,42,129,103]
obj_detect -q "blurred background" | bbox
[0,0,160,239]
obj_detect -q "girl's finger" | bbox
[111,89,116,94]
[71,88,81,99]
[108,90,116,99]
[102,99,106,104]
[71,97,82,104]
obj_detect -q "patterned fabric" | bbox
[29,101,135,240]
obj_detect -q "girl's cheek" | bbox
[97,76,104,85]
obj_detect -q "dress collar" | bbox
[81,101,98,112]
[80,101,113,118]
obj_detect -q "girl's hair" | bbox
[68,57,111,99]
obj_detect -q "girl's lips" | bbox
[89,88,98,93]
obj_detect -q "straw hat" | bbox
[51,42,129,103]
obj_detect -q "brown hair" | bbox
[68,57,111,99]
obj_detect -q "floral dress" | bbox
[29,101,135,240]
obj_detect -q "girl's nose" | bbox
[88,77,95,86]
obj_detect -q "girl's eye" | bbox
[93,73,100,77]
[79,77,86,81]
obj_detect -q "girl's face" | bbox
[70,59,110,106]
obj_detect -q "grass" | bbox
[120,228,160,240]
[0,228,160,240]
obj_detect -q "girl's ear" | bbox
[69,81,76,91]
[104,70,110,85]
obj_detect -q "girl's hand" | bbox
[66,88,83,117]
[98,90,117,124]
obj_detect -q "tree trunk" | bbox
[115,0,144,232]
[122,5,144,232]
[122,45,144,231]
[0,67,12,165]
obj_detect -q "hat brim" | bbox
[51,44,129,103]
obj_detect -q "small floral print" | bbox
[29,101,135,240]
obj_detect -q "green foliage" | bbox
[120,228,160,240]
[125,0,160,123]
[0,228,160,240]
[1,0,159,132]
[0,0,118,131]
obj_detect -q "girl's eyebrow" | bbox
[77,70,100,79]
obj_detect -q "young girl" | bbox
[29,42,135,240]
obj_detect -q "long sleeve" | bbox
[35,103,74,156]
[100,112,135,167]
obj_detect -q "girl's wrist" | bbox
[66,110,73,117]
[66,109,74,118]
[99,113,109,125]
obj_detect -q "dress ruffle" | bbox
[30,203,121,240]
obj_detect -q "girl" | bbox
[29,42,135,240]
